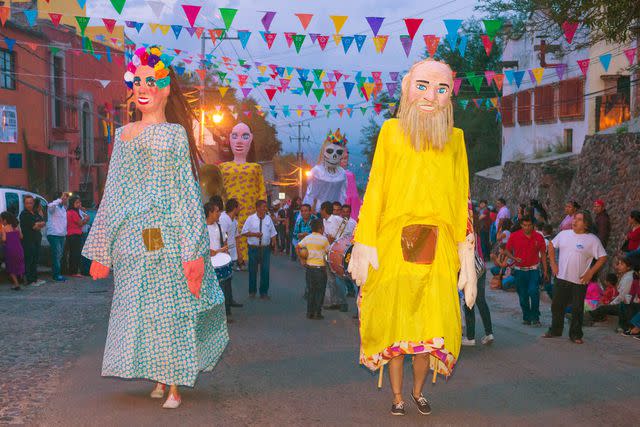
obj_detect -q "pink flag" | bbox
[577,58,590,76]
[404,18,422,40]
[181,5,201,28]
[561,21,579,44]
[453,78,462,96]
[624,48,637,66]
[480,35,493,56]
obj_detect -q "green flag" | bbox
[292,34,306,53]
[312,88,325,102]
[76,16,90,35]
[109,0,126,14]
[467,73,483,94]
[482,19,503,41]
[302,80,313,96]
[219,8,238,30]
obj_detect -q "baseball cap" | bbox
[594,199,605,207]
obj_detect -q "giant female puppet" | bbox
[83,46,228,409]
[303,129,347,212]
[340,146,362,221]
[219,123,267,267]
[348,59,476,416]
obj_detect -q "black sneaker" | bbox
[411,394,432,415]
[391,401,406,416]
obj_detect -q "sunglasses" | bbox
[326,148,344,155]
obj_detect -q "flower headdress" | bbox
[123,46,173,89]
[324,128,348,147]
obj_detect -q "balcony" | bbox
[51,96,79,138]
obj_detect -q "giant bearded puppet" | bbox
[83,46,228,409]
[219,123,267,266]
[303,129,347,212]
[348,59,476,415]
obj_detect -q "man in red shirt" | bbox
[506,216,548,326]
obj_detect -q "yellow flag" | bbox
[257,65,268,75]
[159,24,170,35]
[219,86,229,98]
[148,23,159,33]
[373,35,389,53]
[531,67,544,85]
[333,34,342,46]
[330,15,348,34]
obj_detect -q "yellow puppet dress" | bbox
[354,118,469,379]
[219,161,267,263]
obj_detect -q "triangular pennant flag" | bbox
[374,103,383,115]
[171,24,182,39]
[75,16,90,35]
[195,27,205,39]
[577,59,590,76]
[482,19,502,41]
[334,71,343,81]
[309,33,319,44]
[313,69,324,81]
[341,36,354,53]
[513,70,525,88]
[333,34,342,47]
[360,106,368,115]
[562,21,579,44]
[105,46,112,62]
[264,32,277,49]
[457,35,468,57]
[366,17,384,36]
[343,81,355,99]
[554,63,567,80]
[181,5,201,28]
[219,8,238,30]
[185,27,196,37]
[459,99,469,110]
[284,32,296,48]
[101,18,116,34]
[371,71,382,82]
[472,98,483,109]
[386,82,397,97]
[0,6,9,27]
[599,53,612,72]
[404,18,422,40]
[49,13,63,28]
[295,13,313,30]
[489,97,499,109]
[453,78,462,95]
[217,71,227,81]
[493,73,505,90]
[504,70,514,85]
[389,71,399,81]
[400,35,413,57]
[354,34,367,52]
[313,88,325,102]
[484,70,496,86]
[302,80,314,96]
[4,37,16,52]
[624,48,636,66]
[77,0,87,8]
[297,68,309,80]
[443,19,463,36]
[530,67,544,85]
[146,1,164,19]
[22,9,37,27]
[98,79,111,88]
[330,15,348,34]
[133,22,144,33]
[109,0,126,14]
[25,42,38,51]
[480,35,493,56]
[196,69,206,82]
[280,78,291,92]
[423,35,440,57]
[446,33,458,50]
[219,86,229,98]
[317,35,329,50]
[467,74,483,93]
[238,30,251,49]
[237,74,249,87]
[149,23,160,34]
[265,87,278,101]
[373,35,389,53]
[261,11,276,32]
[292,34,305,53]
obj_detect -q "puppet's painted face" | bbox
[229,122,253,157]
[323,142,344,168]
[132,65,169,115]
[405,61,453,114]
[340,148,349,168]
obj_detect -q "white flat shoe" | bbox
[162,394,181,409]
[150,384,165,399]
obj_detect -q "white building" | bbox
[500,16,637,164]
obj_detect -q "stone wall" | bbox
[472,132,640,254]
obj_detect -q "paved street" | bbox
[1,255,639,426]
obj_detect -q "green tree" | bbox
[477,0,640,48]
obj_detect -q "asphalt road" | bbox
[2,254,639,426]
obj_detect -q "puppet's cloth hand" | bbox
[457,234,477,308]
[183,258,204,299]
[90,261,110,280]
[347,243,379,287]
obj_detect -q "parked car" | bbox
[0,186,49,246]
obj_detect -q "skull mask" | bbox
[323,143,345,170]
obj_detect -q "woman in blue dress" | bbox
[82,46,228,409]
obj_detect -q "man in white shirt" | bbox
[544,210,607,344]
[340,204,357,238]
[241,200,278,299]
[494,198,510,230]
[46,191,69,282]
[319,201,348,312]
[219,198,243,308]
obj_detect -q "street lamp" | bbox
[212,113,224,124]
[305,170,312,177]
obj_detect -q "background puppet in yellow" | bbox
[348,58,477,411]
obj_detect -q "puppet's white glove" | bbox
[457,234,477,309]
[348,242,379,287]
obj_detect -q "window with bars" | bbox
[534,84,556,123]
[0,48,16,90]
[517,90,532,125]
[501,94,515,127]
[559,77,585,120]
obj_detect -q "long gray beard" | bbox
[397,100,453,151]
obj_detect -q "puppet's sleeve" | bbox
[81,134,126,267]
[353,121,388,247]
[302,171,316,206]
[453,129,472,243]
[256,163,267,201]
[172,126,209,262]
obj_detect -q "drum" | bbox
[211,253,233,282]
[327,235,354,277]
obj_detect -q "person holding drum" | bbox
[205,200,233,318]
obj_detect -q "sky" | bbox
[87,0,480,184]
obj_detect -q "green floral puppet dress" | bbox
[83,123,229,386]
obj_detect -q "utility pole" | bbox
[289,122,310,199]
